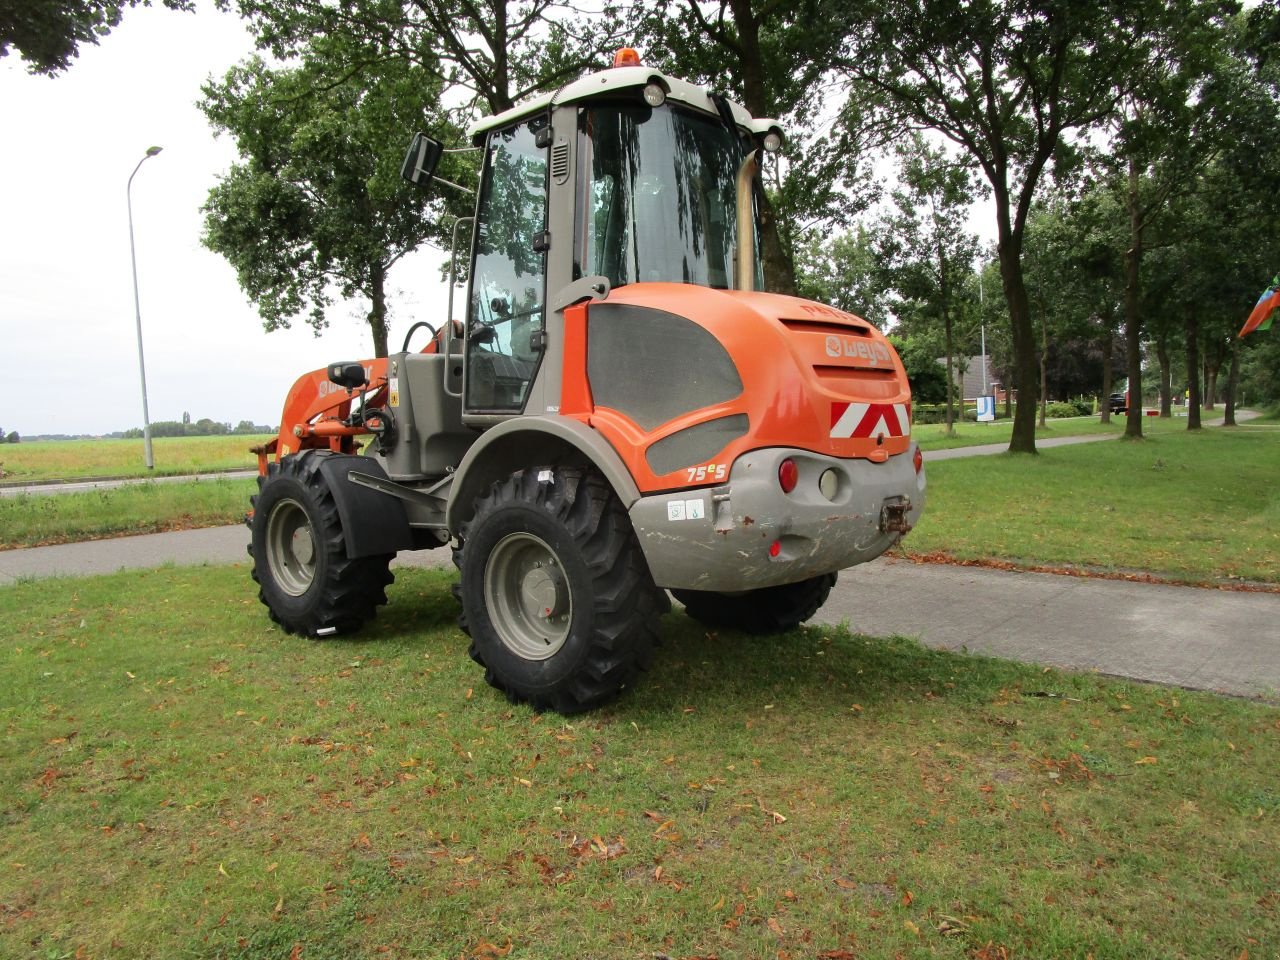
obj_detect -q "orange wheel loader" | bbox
[248,50,926,714]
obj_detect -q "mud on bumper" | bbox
[629,446,926,592]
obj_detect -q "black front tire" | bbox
[455,467,666,714]
[673,573,837,635]
[248,453,394,636]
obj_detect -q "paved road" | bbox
[3,522,1277,701]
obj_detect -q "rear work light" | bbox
[778,458,799,493]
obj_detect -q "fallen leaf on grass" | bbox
[568,835,626,861]
[973,943,1011,960]
[937,915,968,936]
[469,939,512,958]
[1134,756,1159,765]
[758,800,787,824]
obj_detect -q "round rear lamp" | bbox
[819,468,839,501]
[778,458,799,493]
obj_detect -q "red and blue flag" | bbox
[1240,274,1280,337]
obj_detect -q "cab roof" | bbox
[467,65,782,144]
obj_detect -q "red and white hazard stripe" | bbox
[829,402,912,439]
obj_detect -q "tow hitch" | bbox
[880,496,913,535]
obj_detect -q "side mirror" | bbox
[327,362,368,390]
[401,133,444,189]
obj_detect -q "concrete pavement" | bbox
[3,522,1277,701]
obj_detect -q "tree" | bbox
[795,226,887,322]
[0,0,192,74]
[838,0,1216,454]
[227,0,622,117]
[887,335,951,404]
[201,41,468,357]
[873,134,980,434]
[4,431,16,444]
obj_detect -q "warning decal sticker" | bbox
[830,402,911,439]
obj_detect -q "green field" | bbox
[0,434,269,482]
[1,565,1276,959]
[907,423,1280,585]
[0,478,255,549]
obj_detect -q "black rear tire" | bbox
[673,573,837,635]
[455,467,666,714]
[248,453,394,636]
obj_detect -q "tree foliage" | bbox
[837,0,1228,453]
[200,38,468,357]
[873,134,980,432]
[0,0,192,74]
[225,0,623,116]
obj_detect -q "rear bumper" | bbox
[629,445,926,592]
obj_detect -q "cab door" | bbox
[465,116,550,415]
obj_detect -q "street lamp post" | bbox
[127,145,163,470]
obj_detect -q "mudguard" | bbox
[315,454,414,559]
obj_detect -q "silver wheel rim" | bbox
[265,497,316,596]
[483,532,572,660]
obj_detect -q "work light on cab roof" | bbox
[245,46,926,715]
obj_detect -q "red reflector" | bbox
[778,458,798,493]
[613,47,642,67]
[769,540,781,558]
[913,447,924,474]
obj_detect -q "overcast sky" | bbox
[0,2,449,437]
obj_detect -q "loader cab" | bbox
[407,61,781,427]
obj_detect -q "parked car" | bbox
[1108,393,1127,414]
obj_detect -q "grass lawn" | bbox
[1,565,1276,959]
[0,479,255,549]
[907,423,1280,586]
[0,435,270,483]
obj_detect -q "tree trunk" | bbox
[1038,315,1048,429]
[944,308,955,435]
[1224,339,1240,427]
[1122,157,1144,440]
[758,188,797,295]
[1099,331,1114,425]
[1155,335,1172,416]
[1203,351,1221,410]
[1185,309,1201,431]
[994,190,1038,454]
[369,266,390,358]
